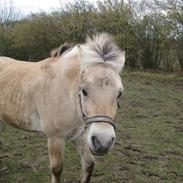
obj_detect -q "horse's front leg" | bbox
[48,137,65,183]
[75,136,95,183]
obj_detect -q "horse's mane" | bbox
[51,43,74,57]
[86,33,123,62]
[80,33,125,72]
[50,33,125,72]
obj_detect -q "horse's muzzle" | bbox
[86,117,116,156]
[90,135,115,155]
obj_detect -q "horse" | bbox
[0,33,125,183]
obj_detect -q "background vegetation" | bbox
[0,0,183,71]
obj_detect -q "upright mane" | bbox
[79,33,125,72]
[49,33,125,72]
[87,33,122,62]
[51,43,74,58]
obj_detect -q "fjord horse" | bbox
[0,33,125,183]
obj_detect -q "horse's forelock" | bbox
[79,33,125,72]
[86,33,123,62]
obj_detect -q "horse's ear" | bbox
[106,50,125,73]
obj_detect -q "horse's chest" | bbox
[27,110,42,132]
[65,125,85,140]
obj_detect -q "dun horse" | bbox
[0,33,125,183]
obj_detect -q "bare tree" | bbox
[0,0,21,27]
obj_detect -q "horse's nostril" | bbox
[91,135,96,143]
[109,137,115,146]
[91,136,98,149]
[105,137,114,147]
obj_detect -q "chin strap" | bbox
[79,94,116,130]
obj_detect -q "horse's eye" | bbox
[117,91,122,99]
[82,89,88,97]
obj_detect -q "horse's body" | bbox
[0,33,125,183]
[0,52,83,136]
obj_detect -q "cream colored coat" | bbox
[0,55,83,139]
[0,33,125,183]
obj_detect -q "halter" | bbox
[79,93,116,130]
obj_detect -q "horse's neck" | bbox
[39,50,83,128]
[54,53,81,120]
[57,47,80,88]
[51,52,80,98]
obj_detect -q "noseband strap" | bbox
[85,115,116,130]
[79,94,116,130]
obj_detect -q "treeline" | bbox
[0,0,183,71]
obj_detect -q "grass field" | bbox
[0,72,183,183]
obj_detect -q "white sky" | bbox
[0,0,99,15]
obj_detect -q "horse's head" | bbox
[78,33,125,155]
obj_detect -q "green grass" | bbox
[0,72,183,183]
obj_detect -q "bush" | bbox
[0,0,182,71]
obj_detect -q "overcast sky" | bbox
[0,0,99,15]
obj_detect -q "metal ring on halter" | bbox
[79,93,116,130]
